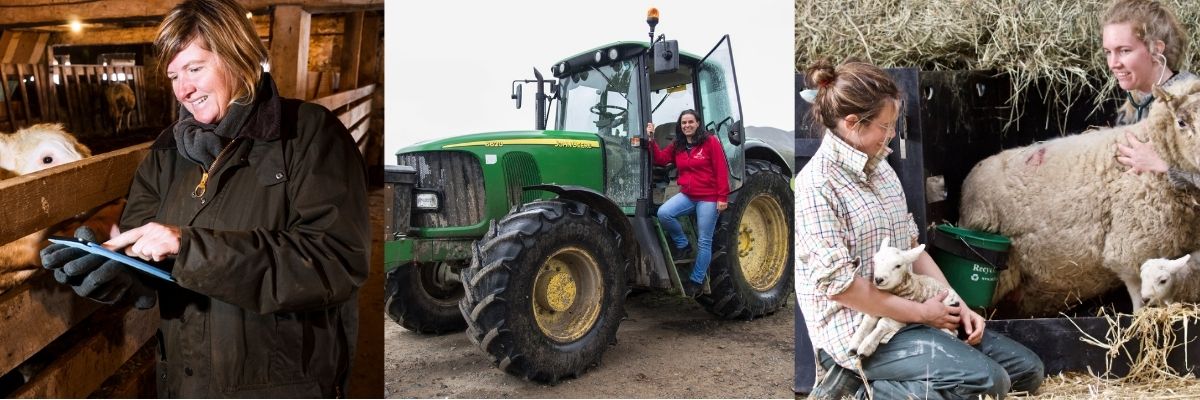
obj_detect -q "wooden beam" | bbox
[12,302,159,398]
[309,83,372,110]
[0,0,384,27]
[357,12,380,86]
[0,143,149,244]
[337,97,370,130]
[270,5,311,100]
[0,273,102,376]
[337,11,363,91]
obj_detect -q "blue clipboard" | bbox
[48,236,176,283]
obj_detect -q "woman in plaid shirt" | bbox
[794,60,1043,399]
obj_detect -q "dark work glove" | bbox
[39,226,157,309]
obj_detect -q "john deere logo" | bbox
[443,139,600,149]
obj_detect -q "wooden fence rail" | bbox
[0,64,174,136]
[311,83,374,146]
[0,142,154,397]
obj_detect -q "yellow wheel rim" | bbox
[737,194,788,292]
[532,246,604,342]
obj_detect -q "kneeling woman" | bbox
[794,60,1044,399]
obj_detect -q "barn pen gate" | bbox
[0,82,378,397]
[792,69,1200,394]
[0,63,172,137]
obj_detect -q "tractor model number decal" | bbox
[443,139,600,149]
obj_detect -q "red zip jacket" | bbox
[649,134,730,202]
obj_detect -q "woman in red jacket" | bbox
[646,109,729,297]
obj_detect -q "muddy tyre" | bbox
[460,199,627,382]
[385,261,467,334]
[699,159,794,319]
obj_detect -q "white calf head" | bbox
[1140,253,1192,307]
[0,123,90,175]
[872,237,926,291]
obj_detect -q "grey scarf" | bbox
[173,98,255,169]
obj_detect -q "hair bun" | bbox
[806,59,837,89]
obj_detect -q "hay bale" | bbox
[795,0,1200,133]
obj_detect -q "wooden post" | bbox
[358,12,380,86]
[269,5,311,100]
[338,11,364,92]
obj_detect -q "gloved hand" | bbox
[40,226,157,309]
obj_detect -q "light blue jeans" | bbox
[656,193,719,284]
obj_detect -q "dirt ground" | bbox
[384,291,796,398]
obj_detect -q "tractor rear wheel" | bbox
[699,159,794,319]
[460,199,627,382]
[385,261,467,334]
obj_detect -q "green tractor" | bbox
[384,11,794,382]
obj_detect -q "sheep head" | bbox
[0,123,90,175]
[1139,253,1192,307]
[1154,81,1200,172]
[872,237,926,291]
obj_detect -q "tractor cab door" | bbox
[696,35,746,191]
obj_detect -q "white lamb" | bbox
[0,123,92,292]
[1139,252,1200,307]
[960,80,1200,316]
[848,238,963,358]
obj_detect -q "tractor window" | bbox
[557,59,642,209]
[647,64,695,148]
[556,59,641,138]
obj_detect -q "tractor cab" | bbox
[537,36,748,215]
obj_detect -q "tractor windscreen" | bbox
[556,59,641,138]
[556,58,642,209]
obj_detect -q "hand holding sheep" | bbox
[849,238,975,358]
[1116,131,1169,174]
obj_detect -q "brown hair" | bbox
[805,59,899,132]
[155,0,268,104]
[1101,0,1188,72]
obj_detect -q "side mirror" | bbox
[729,119,744,145]
[512,84,523,109]
[653,39,678,74]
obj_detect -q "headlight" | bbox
[594,50,604,63]
[608,48,619,61]
[415,191,440,212]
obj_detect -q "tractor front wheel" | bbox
[385,261,468,334]
[460,199,627,382]
[699,159,794,319]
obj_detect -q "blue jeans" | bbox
[656,193,719,284]
[816,325,1045,399]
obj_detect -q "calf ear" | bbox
[879,237,891,251]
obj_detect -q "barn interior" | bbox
[0,0,385,397]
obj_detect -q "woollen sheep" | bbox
[960,80,1200,316]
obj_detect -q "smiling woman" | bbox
[35,0,370,398]
[1108,0,1200,191]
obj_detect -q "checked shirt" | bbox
[794,132,919,370]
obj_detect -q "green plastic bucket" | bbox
[929,224,1011,309]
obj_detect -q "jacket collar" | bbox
[151,72,284,150]
[822,131,886,183]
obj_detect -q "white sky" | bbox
[383,0,794,164]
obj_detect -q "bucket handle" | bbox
[956,235,1001,271]
[930,229,1009,271]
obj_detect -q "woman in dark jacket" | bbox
[38,0,369,397]
[646,109,729,298]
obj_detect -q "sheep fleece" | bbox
[960,80,1200,316]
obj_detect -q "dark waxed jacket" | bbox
[120,75,369,398]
